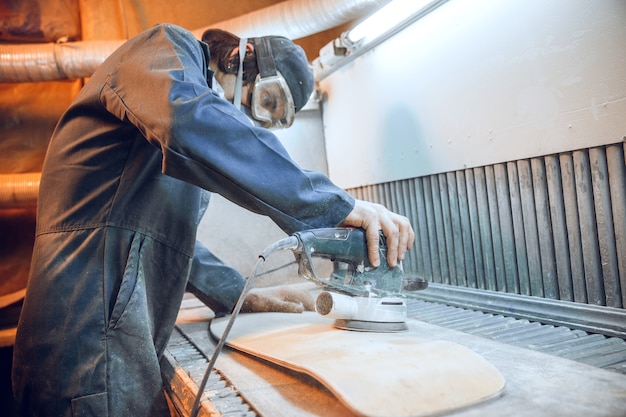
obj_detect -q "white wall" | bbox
[319,0,626,189]
[195,0,626,284]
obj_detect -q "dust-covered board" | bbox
[210,312,505,417]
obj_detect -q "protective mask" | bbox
[211,74,226,100]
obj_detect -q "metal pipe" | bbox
[0,172,41,209]
[0,0,390,83]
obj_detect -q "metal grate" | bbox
[406,299,626,374]
[167,326,258,417]
[349,142,626,311]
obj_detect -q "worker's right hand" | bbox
[339,199,415,268]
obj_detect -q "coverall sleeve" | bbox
[186,240,246,314]
[99,24,355,235]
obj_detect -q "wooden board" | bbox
[210,312,505,417]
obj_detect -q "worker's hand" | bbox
[340,199,415,268]
[241,282,318,313]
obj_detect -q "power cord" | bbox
[189,236,298,417]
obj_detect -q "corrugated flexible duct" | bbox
[0,173,41,209]
[0,41,125,83]
[190,0,390,39]
[0,0,390,84]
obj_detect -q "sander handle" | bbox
[292,227,370,266]
[290,227,372,286]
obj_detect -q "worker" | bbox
[12,24,414,417]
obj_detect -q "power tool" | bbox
[191,227,427,416]
[289,227,428,332]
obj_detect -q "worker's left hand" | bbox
[241,282,318,313]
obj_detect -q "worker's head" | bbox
[202,29,314,129]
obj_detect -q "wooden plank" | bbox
[606,144,626,308]
[573,150,605,305]
[589,147,620,307]
[494,163,519,293]
[507,162,531,295]
[544,155,574,302]
[517,160,544,297]
[211,313,505,417]
[531,158,558,299]
[559,153,587,303]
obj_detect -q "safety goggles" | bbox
[233,36,294,129]
[250,71,295,129]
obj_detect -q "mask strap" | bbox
[254,37,278,78]
[233,37,247,110]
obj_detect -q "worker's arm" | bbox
[102,24,411,266]
[187,240,316,314]
[98,24,352,233]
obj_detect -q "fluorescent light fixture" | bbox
[313,0,445,79]
[346,0,435,44]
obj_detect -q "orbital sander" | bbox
[289,227,428,332]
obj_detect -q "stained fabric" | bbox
[12,23,353,417]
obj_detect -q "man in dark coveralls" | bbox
[12,24,414,417]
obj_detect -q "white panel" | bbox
[319,0,626,189]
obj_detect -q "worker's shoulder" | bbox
[121,23,201,59]
[136,23,202,55]
[145,23,195,41]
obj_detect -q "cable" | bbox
[189,236,299,417]
[254,259,297,277]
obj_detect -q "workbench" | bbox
[163,295,626,417]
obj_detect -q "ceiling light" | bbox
[347,0,436,45]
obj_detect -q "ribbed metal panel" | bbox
[349,142,626,310]
[406,299,626,374]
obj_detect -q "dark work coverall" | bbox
[12,23,354,417]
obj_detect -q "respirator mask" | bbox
[232,37,296,129]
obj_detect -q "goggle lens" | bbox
[251,73,295,129]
